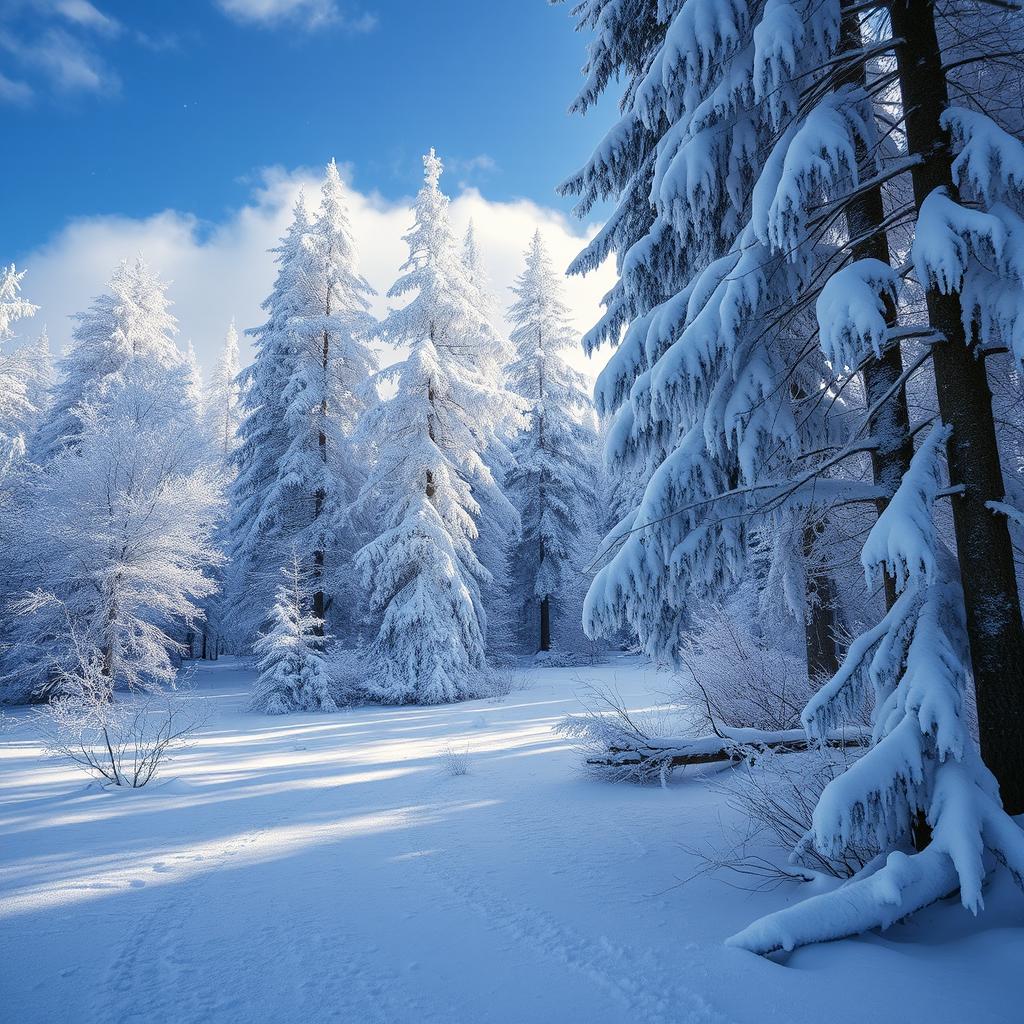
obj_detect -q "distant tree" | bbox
[32,257,182,462]
[459,220,522,661]
[2,355,222,702]
[204,319,243,461]
[0,265,46,476]
[505,231,598,654]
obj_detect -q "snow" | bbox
[2,656,1021,1024]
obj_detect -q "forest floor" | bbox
[0,656,1020,1024]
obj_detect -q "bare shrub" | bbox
[38,665,205,788]
[439,744,471,777]
[675,607,817,733]
[471,667,531,700]
[686,747,879,887]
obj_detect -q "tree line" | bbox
[0,154,603,710]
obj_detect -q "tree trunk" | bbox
[540,595,551,653]
[889,0,1024,814]
[803,522,840,679]
[838,5,914,612]
[312,324,330,637]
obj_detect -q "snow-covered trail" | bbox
[1,659,1020,1024]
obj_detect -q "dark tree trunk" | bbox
[540,596,551,653]
[838,5,914,612]
[312,324,330,637]
[890,0,1024,814]
[803,522,840,680]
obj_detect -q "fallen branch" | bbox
[557,711,870,784]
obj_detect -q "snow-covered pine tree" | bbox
[459,219,521,662]
[562,0,1024,948]
[462,220,497,326]
[745,0,1024,950]
[229,164,376,653]
[301,159,378,640]
[205,319,243,461]
[249,552,336,715]
[0,264,37,338]
[356,149,497,703]
[505,230,598,655]
[0,264,43,476]
[229,196,310,642]
[355,332,488,704]
[562,0,856,671]
[32,257,182,462]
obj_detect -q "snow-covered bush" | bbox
[473,667,530,699]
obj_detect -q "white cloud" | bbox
[0,24,118,98]
[53,1,121,36]
[0,69,32,104]
[20,165,616,384]
[215,0,378,32]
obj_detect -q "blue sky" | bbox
[2,0,612,261]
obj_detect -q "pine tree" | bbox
[249,553,336,715]
[0,264,37,338]
[301,159,377,637]
[559,0,1024,950]
[228,164,376,649]
[229,196,310,641]
[33,257,182,461]
[205,319,243,461]
[0,265,44,476]
[356,149,496,703]
[505,231,598,654]
[563,0,849,666]
[459,220,521,661]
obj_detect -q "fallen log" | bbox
[557,714,870,783]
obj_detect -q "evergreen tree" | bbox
[205,319,243,461]
[33,257,182,461]
[249,553,336,715]
[356,149,496,703]
[560,0,1024,950]
[0,265,44,476]
[229,164,376,649]
[459,220,521,661]
[505,231,598,654]
[229,196,310,641]
[0,264,37,338]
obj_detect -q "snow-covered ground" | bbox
[1,657,1019,1024]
